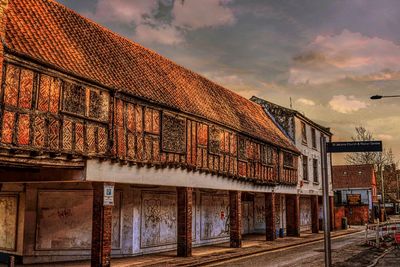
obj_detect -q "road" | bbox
[206,231,392,267]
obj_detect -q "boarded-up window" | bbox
[209,126,222,155]
[0,195,18,251]
[284,152,294,167]
[238,136,246,160]
[141,192,177,248]
[161,113,186,154]
[63,82,86,116]
[88,88,109,122]
[262,145,274,165]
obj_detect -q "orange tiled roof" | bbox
[332,165,376,189]
[3,0,298,152]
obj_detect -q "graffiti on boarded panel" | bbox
[0,195,18,250]
[36,191,93,250]
[242,201,254,234]
[192,193,196,241]
[275,196,281,230]
[36,190,122,250]
[200,194,229,240]
[300,197,312,228]
[141,192,177,248]
[254,195,265,230]
[112,191,122,249]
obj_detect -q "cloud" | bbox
[296,98,315,106]
[90,0,235,45]
[172,0,235,29]
[91,0,159,24]
[377,134,393,141]
[204,72,246,86]
[134,24,185,45]
[289,29,400,84]
[202,71,261,98]
[329,95,368,113]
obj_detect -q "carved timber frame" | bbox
[0,53,298,185]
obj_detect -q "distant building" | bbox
[332,164,378,226]
[251,97,334,232]
[382,164,400,214]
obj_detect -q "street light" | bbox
[370,94,400,100]
[370,94,399,220]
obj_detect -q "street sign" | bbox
[347,194,361,205]
[326,141,382,153]
[103,184,114,206]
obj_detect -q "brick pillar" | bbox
[229,191,242,248]
[329,196,334,231]
[91,182,114,267]
[286,194,300,237]
[311,195,319,233]
[265,192,276,241]
[177,187,193,257]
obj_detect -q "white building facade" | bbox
[251,97,334,232]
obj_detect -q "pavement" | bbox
[10,226,363,267]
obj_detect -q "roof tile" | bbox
[332,165,375,189]
[4,0,297,152]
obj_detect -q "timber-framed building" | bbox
[0,0,308,265]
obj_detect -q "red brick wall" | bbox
[346,205,369,225]
[177,187,193,257]
[334,205,369,228]
[334,206,345,230]
[229,191,242,248]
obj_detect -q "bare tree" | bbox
[345,126,397,201]
[345,126,380,166]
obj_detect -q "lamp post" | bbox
[381,166,385,221]
[370,94,400,220]
[370,94,400,100]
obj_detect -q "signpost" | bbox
[326,141,382,153]
[322,140,382,267]
[103,184,114,206]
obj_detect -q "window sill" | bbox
[302,180,309,184]
[313,181,320,185]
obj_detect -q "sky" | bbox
[58,0,400,164]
